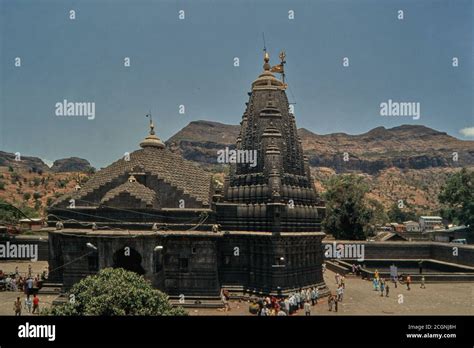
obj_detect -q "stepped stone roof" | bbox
[101,180,156,206]
[53,125,212,207]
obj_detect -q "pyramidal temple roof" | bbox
[53,122,212,207]
[100,178,157,206]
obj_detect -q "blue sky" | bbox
[1,0,472,168]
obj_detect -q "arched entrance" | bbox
[113,247,145,275]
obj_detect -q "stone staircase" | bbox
[38,281,63,295]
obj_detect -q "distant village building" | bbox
[404,220,421,232]
[389,223,406,233]
[373,231,408,242]
[419,216,443,232]
[19,218,43,231]
[423,226,471,244]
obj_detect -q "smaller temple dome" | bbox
[140,118,165,149]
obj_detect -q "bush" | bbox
[43,268,187,316]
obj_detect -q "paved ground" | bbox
[189,270,474,316]
[1,261,472,316]
[0,261,55,316]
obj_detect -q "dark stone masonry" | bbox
[47,53,328,297]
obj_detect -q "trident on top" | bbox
[145,111,155,135]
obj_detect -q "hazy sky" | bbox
[1,0,472,168]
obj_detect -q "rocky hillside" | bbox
[167,122,474,173]
[51,157,93,173]
[167,121,474,213]
[301,125,474,174]
[0,152,93,218]
[0,151,50,174]
[0,151,93,174]
[167,121,240,165]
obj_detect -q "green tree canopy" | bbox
[438,168,474,229]
[322,174,372,240]
[387,202,417,223]
[44,268,187,316]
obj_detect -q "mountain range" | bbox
[1,122,473,214]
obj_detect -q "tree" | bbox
[387,203,417,223]
[438,168,474,229]
[322,174,372,240]
[23,192,31,201]
[44,268,187,316]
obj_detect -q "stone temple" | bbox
[47,52,328,298]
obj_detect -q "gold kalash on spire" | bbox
[253,50,288,91]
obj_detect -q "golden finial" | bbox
[263,52,271,71]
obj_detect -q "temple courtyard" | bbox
[0,261,472,316]
[188,269,474,316]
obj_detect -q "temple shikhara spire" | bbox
[216,51,325,234]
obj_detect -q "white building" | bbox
[419,216,443,232]
[404,220,421,232]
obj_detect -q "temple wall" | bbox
[324,241,474,267]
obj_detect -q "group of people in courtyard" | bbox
[0,265,46,316]
[248,286,323,316]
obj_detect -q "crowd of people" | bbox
[0,265,47,316]
[248,287,323,316]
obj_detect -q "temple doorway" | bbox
[113,247,146,275]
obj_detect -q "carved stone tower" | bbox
[216,52,325,233]
[215,52,327,295]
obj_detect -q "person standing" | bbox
[420,276,426,289]
[335,273,340,285]
[25,295,32,313]
[328,294,333,311]
[380,279,385,297]
[340,275,345,289]
[333,295,338,312]
[26,277,33,296]
[32,294,39,314]
[310,287,317,306]
[304,301,311,316]
[13,297,22,316]
[385,283,390,297]
[406,275,411,291]
[282,297,289,315]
